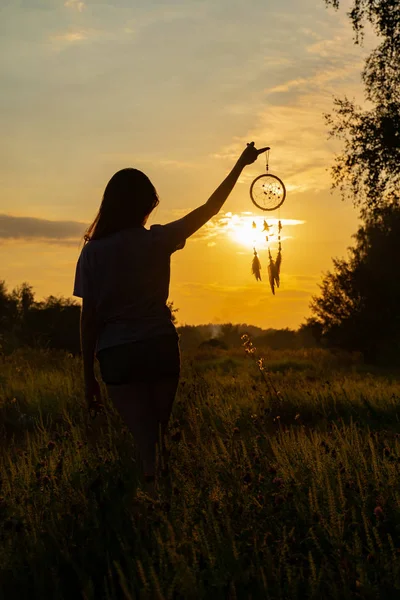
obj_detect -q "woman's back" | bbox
[73,224,185,351]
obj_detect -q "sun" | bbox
[203,212,305,248]
[224,214,280,250]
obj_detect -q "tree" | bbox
[24,295,81,354]
[324,0,400,214]
[219,323,242,348]
[0,281,19,352]
[167,301,178,324]
[309,202,400,363]
[308,2,400,362]
[0,281,18,329]
[176,325,206,351]
[11,282,35,319]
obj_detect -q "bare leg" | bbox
[106,382,159,477]
[150,376,180,470]
[106,376,179,480]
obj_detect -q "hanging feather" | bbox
[252,248,262,281]
[268,249,275,295]
[278,220,282,234]
[266,235,269,242]
[275,241,282,288]
[263,220,270,232]
[252,221,257,229]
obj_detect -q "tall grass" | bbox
[1,345,400,598]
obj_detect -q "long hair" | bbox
[83,168,159,243]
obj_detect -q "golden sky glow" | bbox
[0,0,374,328]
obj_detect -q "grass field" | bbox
[1,341,400,599]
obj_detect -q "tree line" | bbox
[0,281,318,356]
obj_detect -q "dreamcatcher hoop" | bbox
[250,148,286,212]
[249,147,286,292]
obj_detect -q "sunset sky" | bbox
[1,0,374,329]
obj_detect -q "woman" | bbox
[73,141,267,497]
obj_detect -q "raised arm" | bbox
[163,142,269,241]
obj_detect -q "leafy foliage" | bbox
[309,202,400,362]
[0,282,81,354]
[324,0,400,213]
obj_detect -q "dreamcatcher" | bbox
[249,148,286,295]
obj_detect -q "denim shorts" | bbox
[96,334,181,384]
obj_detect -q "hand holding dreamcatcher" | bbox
[248,147,287,294]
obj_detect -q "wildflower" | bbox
[367,553,375,563]
[295,413,300,420]
[272,477,284,486]
[374,506,384,517]
[47,441,56,451]
[171,430,181,442]
[55,458,63,475]
[233,427,240,435]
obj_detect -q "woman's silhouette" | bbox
[73,142,268,497]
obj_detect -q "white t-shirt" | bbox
[73,223,186,353]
